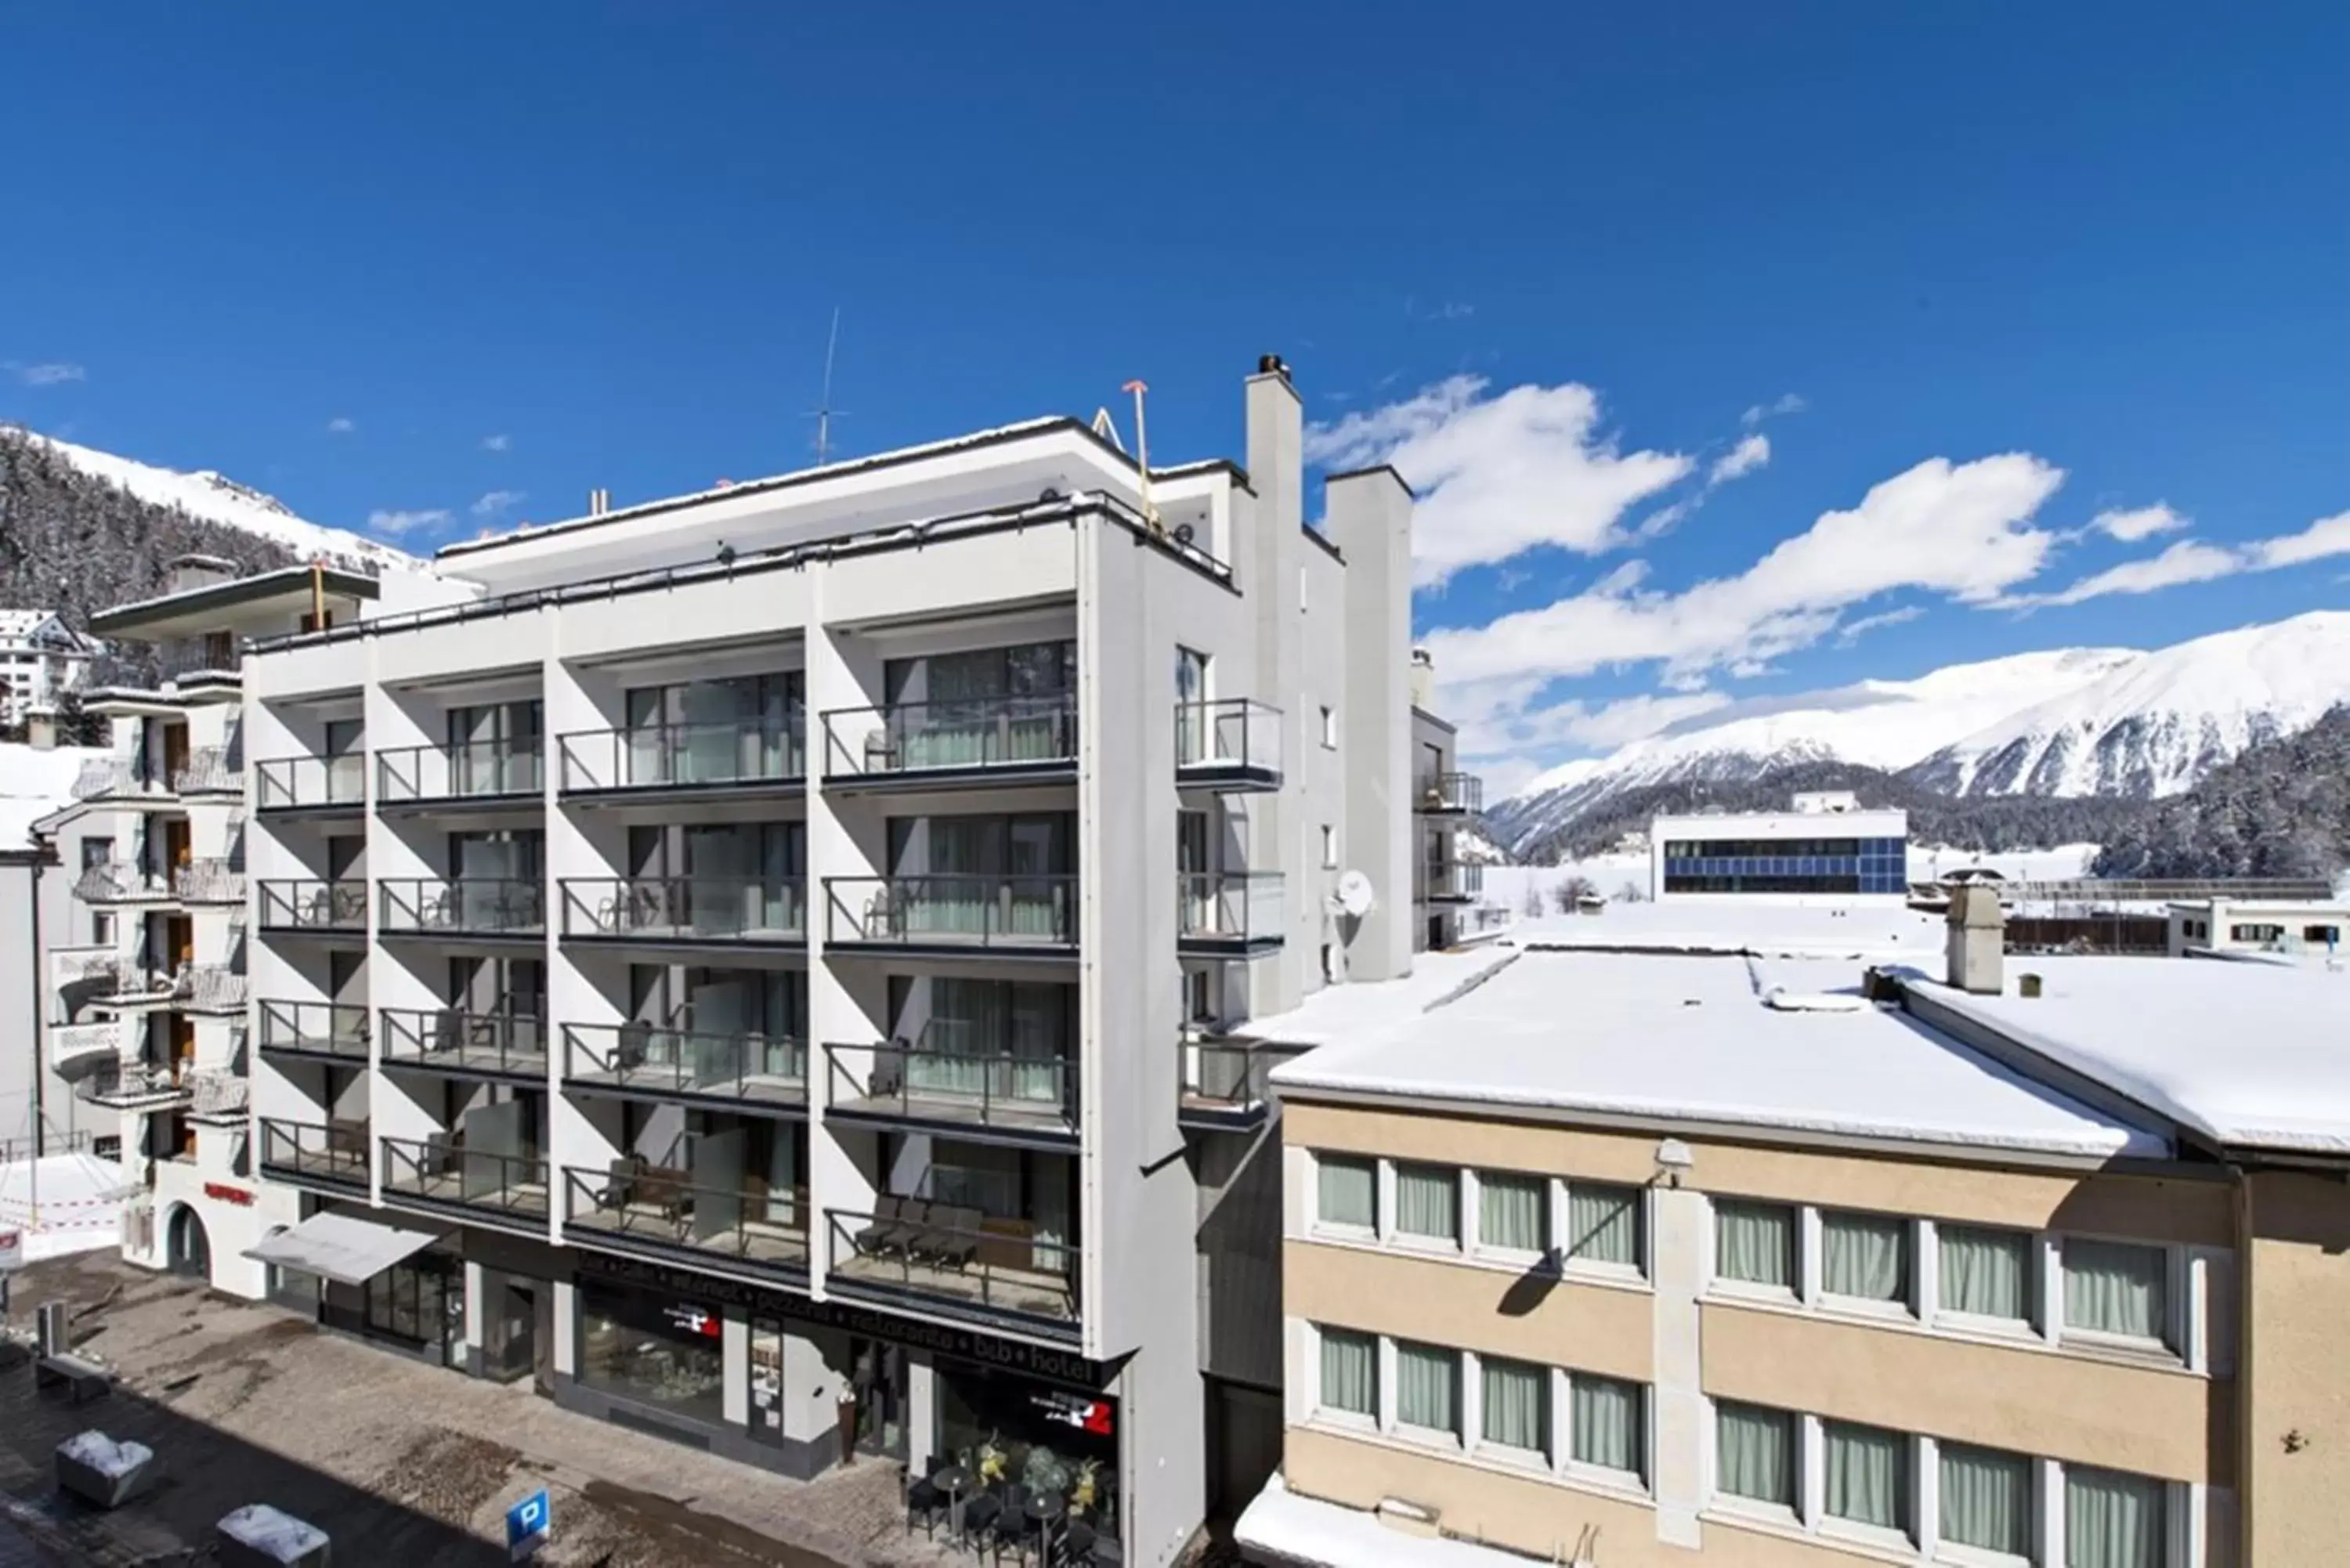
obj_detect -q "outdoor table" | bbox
[931,1464,973,1541]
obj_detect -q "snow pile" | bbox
[1238,1474,1542,1568]
[6,428,421,573]
[0,1152,131,1260]
[218,1505,330,1561]
[60,1431,151,1478]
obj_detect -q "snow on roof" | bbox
[1271,948,2165,1161]
[1232,947,1519,1048]
[0,742,114,849]
[1237,1474,1535,1568]
[1909,957,2350,1155]
[1513,897,1947,960]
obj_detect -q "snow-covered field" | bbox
[0,1151,128,1262]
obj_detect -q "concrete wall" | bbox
[2236,1169,2350,1566]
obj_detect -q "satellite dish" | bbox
[1336,870,1376,918]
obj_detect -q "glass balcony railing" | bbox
[1180,1036,1278,1118]
[379,877,546,936]
[1175,698,1284,784]
[563,1166,808,1275]
[824,874,1077,948]
[1424,860,1484,901]
[376,740,544,804]
[560,876,804,944]
[380,1135,551,1222]
[380,1008,549,1078]
[823,1039,1076,1137]
[255,754,366,811]
[1418,771,1484,814]
[1177,871,1285,950]
[826,1204,1078,1325]
[257,1118,371,1188]
[557,719,804,793]
[822,694,1077,779]
[562,1022,806,1107]
[258,1000,371,1060]
[258,878,367,931]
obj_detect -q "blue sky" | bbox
[5,5,2345,791]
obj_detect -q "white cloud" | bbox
[325,416,356,434]
[12,362,87,387]
[1835,605,1925,644]
[1304,376,1693,588]
[2004,510,2350,607]
[367,508,452,537]
[2089,503,2186,542]
[1708,433,1770,486]
[1740,392,1806,426]
[481,433,512,453]
[2247,509,2350,569]
[471,489,526,518]
[1443,674,1732,767]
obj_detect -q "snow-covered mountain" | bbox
[1488,611,2350,859]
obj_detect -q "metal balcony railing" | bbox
[379,1008,549,1077]
[824,1039,1076,1137]
[557,718,804,793]
[96,962,180,1006]
[172,746,240,797]
[823,875,1078,948]
[379,1135,551,1221]
[187,1069,249,1120]
[1177,871,1285,948]
[380,877,545,936]
[78,1062,192,1111]
[258,879,367,931]
[376,740,545,804]
[826,1205,1077,1324]
[257,1000,371,1060]
[257,1118,371,1187]
[181,963,246,1014]
[1418,771,1484,814]
[560,876,804,944]
[822,693,1078,779]
[1175,698,1285,782]
[74,861,172,904]
[563,1166,809,1274]
[255,754,366,811]
[1180,1036,1279,1115]
[173,858,246,905]
[562,1022,806,1105]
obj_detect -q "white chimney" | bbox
[1945,883,2005,995]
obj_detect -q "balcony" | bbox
[821,694,1078,790]
[254,754,366,815]
[172,858,245,905]
[257,1118,371,1192]
[1178,1036,1291,1131]
[823,875,1078,958]
[258,878,367,935]
[379,1135,551,1230]
[1417,771,1484,815]
[95,962,180,1010]
[823,1038,1076,1147]
[375,740,544,813]
[70,757,175,807]
[257,1000,371,1063]
[379,878,546,943]
[1177,871,1285,956]
[74,861,174,905]
[563,1165,808,1282]
[557,719,804,804]
[179,963,247,1016]
[559,876,804,951]
[826,1205,1078,1335]
[172,745,241,798]
[379,1008,549,1082]
[51,944,118,996]
[1424,860,1484,905]
[186,1068,250,1125]
[78,1062,193,1113]
[48,1020,121,1081]
[562,1023,806,1111]
[1175,699,1284,791]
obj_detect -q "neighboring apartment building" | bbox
[13,800,123,1161]
[1650,797,1910,899]
[0,609,98,728]
[222,359,1463,1565]
[1408,651,1481,952]
[1246,895,2350,1568]
[2166,896,2347,963]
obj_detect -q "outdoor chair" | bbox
[884,1198,941,1257]
[927,1205,984,1270]
[595,1155,645,1211]
[855,1194,908,1255]
[955,1493,1002,1554]
[986,1485,1034,1565]
[903,1454,945,1537]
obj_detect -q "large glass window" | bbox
[1479,1357,1546,1457]
[1716,1200,1795,1289]
[1571,1375,1643,1477]
[1317,1155,1377,1231]
[1477,1171,1546,1253]
[1940,1224,2033,1323]
[1394,1164,1459,1244]
[2066,1466,2167,1568]
[1940,1443,2033,1558]
[1318,1328,1377,1418]
[1821,1212,1908,1304]
[1824,1421,1910,1536]
[575,1284,727,1427]
[1716,1402,1796,1508]
[938,1362,1119,1545]
[1394,1342,1459,1436]
[2063,1239,2167,1343]
[1567,1183,1642,1270]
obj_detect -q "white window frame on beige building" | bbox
[1303,1150,1654,1291]
[1699,1193,2222,1376]
[1699,1395,2210,1568]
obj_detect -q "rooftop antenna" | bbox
[1123,378,1161,534]
[810,306,845,467]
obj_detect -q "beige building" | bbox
[1241,919,2350,1568]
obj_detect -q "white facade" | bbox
[0,609,96,726]
[2167,898,2348,962]
[1649,803,1910,901]
[219,363,1449,1561]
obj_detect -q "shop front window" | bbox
[938,1364,1119,1545]
[578,1284,727,1427]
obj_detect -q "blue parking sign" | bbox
[507,1489,551,1560]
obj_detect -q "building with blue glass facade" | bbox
[1649,801,1909,898]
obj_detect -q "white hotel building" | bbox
[42,359,1483,1563]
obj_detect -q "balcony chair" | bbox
[862,729,897,773]
[594,1155,645,1212]
[916,1205,984,1271]
[862,886,896,939]
[854,1194,909,1255]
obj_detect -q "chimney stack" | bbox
[1945,883,2005,995]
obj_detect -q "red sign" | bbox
[204,1183,255,1207]
[1030,1390,1114,1436]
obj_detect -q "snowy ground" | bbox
[1484,841,2104,915]
[0,1151,129,1261]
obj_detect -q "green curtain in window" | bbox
[2064,1240,2166,1340]
[1569,1183,1640,1266]
[1319,1328,1376,1416]
[1940,1444,2031,1558]
[1716,1201,1794,1288]
[916,978,997,1096]
[1318,1158,1376,1229]
[1395,1343,1457,1434]
[907,650,1000,768]
[1480,1358,1546,1453]
[2066,1467,2164,1568]
[1824,1422,1906,1531]
[1571,1376,1641,1474]
[1823,1212,1907,1302]
[1478,1172,1545,1252]
[1941,1225,2030,1320]
[1716,1404,1793,1505]
[1394,1165,1458,1241]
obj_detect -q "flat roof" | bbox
[1513,897,1947,961]
[1908,957,2350,1156]
[89,565,378,639]
[1272,948,2166,1162]
[1654,808,1908,833]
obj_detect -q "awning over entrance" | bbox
[244,1211,444,1287]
